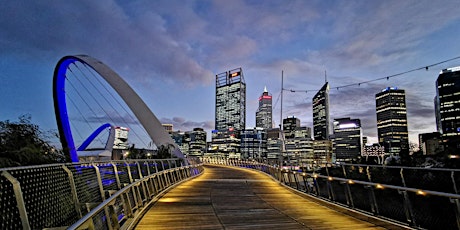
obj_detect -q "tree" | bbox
[156,144,175,159]
[0,115,65,168]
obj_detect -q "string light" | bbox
[282,55,460,93]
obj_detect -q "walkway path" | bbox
[136,165,407,229]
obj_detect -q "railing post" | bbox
[452,171,458,194]
[92,164,106,200]
[62,165,83,218]
[450,198,460,230]
[126,161,134,183]
[367,166,379,215]
[400,190,416,226]
[1,171,30,230]
[137,161,144,178]
[111,162,122,190]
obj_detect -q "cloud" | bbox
[160,117,214,132]
[0,0,214,88]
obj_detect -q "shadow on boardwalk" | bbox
[136,165,410,230]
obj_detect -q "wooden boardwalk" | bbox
[135,165,408,230]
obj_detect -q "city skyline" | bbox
[1,1,460,147]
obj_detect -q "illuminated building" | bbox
[240,127,266,159]
[436,66,460,151]
[282,117,313,166]
[283,116,301,139]
[266,128,282,159]
[187,128,207,157]
[332,117,362,162]
[313,82,330,140]
[256,86,273,130]
[419,132,443,155]
[215,68,246,131]
[313,140,333,166]
[213,68,246,158]
[375,87,409,155]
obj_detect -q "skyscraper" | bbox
[215,68,246,130]
[213,68,246,158]
[435,66,460,151]
[332,117,362,162]
[375,87,409,155]
[312,82,330,140]
[256,86,273,130]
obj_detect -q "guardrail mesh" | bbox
[201,158,460,230]
[0,158,198,229]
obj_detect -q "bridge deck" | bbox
[136,165,406,229]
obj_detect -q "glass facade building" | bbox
[255,87,273,130]
[312,82,330,140]
[375,87,409,155]
[332,117,362,162]
[240,127,267,159]
[436,66,460,151]
[213,68,246,158]
[215,68,246,131]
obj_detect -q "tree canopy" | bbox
[0,115,65,168]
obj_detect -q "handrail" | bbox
[67,165,202,230]
[0,158,200,230]
[203,158,460,230]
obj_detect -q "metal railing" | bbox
[0,158,203,230]
[202,157,460,230]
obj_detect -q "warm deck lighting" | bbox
[376,184,384,189]
[348,180,354,184]
[416,190,426,196]
[328,177,333,181]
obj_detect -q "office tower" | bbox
[171,131,188,156]
[187,128,207,157]
[375,87,409,155]
[256,86,273,130]
[266,128,282,159]
[312,82,330,140]
[419,132,443,155]
[332,117,363,162]
[240,127,267,159]
[282,117,313,167]
[283,116,301,139]
[313,140,333,166]
[213,68,246,158]
[215,68,246,131]
[436,67,460,151]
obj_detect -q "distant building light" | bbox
[338,123,358,129]
[230,72,240,77]
[382,87,398,92]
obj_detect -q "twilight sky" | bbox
[1,0,460,147]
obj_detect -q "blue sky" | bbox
[1,0,460,147]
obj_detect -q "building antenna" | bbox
[325,70,327,83]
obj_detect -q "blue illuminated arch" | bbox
[77,123,112,151]
[53,55,183,163]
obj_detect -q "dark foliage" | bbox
[0,115,65,168]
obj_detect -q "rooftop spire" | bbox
[264,86,268,93]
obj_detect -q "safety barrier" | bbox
[0,159,203,230]
[202,157,460,230]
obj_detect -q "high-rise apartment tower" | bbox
[375,87,409,155]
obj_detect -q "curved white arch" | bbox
[53,55,183,162]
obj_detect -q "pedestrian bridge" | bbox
[136,164,402,229]
[1,159,459,230]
